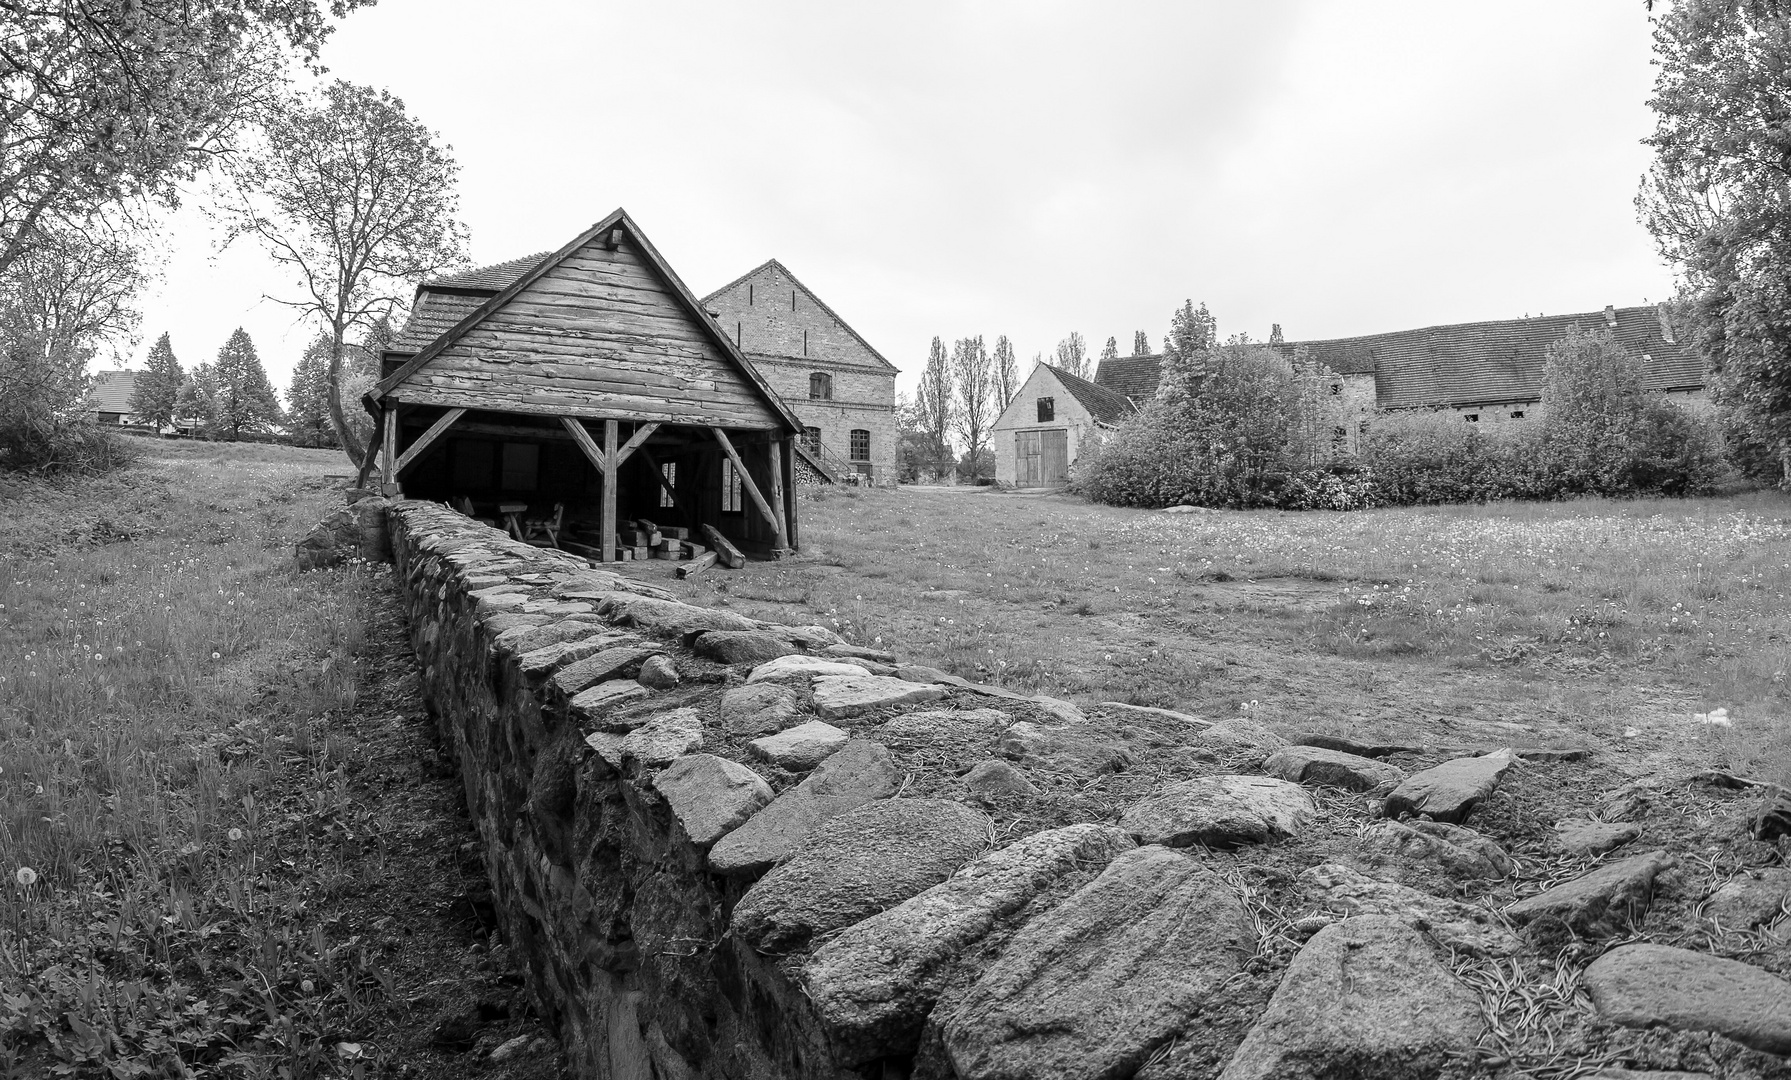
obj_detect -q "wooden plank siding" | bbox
[389,237,780,430]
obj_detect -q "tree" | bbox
[1133,331,1151,357]
[992,334,1019,410]
[338,315,392,450]
[951,335,993,481]
[1269,323,1285,347]
[1158,300,1217,412]
[1054,331,1088,378]
[287,334,336,447]
[206,328,283,439]
[1638,0,1791,483]
[0,0,365,282]
[1099,336,1119,365]
[917,336,955,477]
[218,80,467,467]
[131,332,184,430]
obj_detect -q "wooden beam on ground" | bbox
[701,524,745,569]
[379,405,399,496]
[676,551,718,579]
[639,447,703,536]
[612,422,660,469]
[601,419,619,564]
[561,416,609,472]
[766,437,789,558]
[710,427,785,550]
[394,407,466,477]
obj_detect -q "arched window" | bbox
[809,372,832,400]
[850,429,870,461]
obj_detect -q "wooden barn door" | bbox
[1040,429,1069,484]
[1015,431,1041,485]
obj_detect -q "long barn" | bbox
[363,208,803,562]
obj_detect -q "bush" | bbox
[0,420,137,474]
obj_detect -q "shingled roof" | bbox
[1286,304,1703,409]
[1046,364,1136,425]
[426,252,550,293]
[385,253,552,358]
[88,369,136,413]
[1093,355,1163,401]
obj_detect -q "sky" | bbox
[123,1,1678,398]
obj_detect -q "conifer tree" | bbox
[209,328,285,439]
[130,332,184,430]
[287,334,336,447]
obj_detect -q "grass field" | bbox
[0,442,559,1079]
[690,484,1791,784]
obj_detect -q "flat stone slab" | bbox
[824,643,897,663]
[964,759,1038,799]
[1293,733,1422,758]
[1505,849,1673,938]
[749,720,849,771]
[731,798,989,955]
[1554,817,1641,856]
[811,674,947,720]
[1301,863,1521,957]
[1219,915,1484,1080]
[1091,701,1209,726]
[1384,749,1515,824]
[1706,868,1791,930]
[654,753,773,847]
[1119,775,1315,848]
[620,708,704,769]
[596,594,760,636]
[1264,744,1407,792]
[1585,943,1791,1055]
[693,630,800,665]
[517,633,632,681]
[554,646,658,696]
[718,682,805,736]
[1190,717,1288,768]
[996,721,1134,779]
[804,823,1135,1065]
[1361,819,1513,879]
[940,845,1253,1080]
[568,679,649,718]
[879,708,1011,746]
[708,739,901,876]
[746,653,871,685]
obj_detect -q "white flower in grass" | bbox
[211,652,221,660]
[15,867,36,887]
[227,828,243,842]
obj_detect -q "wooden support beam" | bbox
[701,524,745,570]
[379,404,399,496]
[355,409,384,489]
[780,437,799,552]
[393,407,466,477]
[561,416,608,472]
[766,437,789,558]
[639,447,702,535]
[612,422,660,469]
[710,427,785,550]
[601,419,619,564]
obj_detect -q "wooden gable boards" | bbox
[371,209,802,432]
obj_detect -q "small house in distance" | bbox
[88,369,140,426]
[990,364,1134,488]
[701,260,898,485]
[365,208,803,562]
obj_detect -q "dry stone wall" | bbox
[388,500,1791,1080]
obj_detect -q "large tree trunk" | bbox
[327,321,367,468]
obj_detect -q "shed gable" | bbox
[382,222,786,430]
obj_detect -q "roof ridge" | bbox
[703,258,899,374]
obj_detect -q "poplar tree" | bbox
[1099,336,1119,364]
[1133,331,1151,357]
[918,336,955,477]
[130,333,184,430]
[1054,332,1088,378]
[992,335,1019,409]
[951,335,993,481]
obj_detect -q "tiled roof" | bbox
[1287,305,1704,409]
[88,369,136,413]
[390,291,488,353]
[1093,354,1163,400]
[427,252,550,292]
[1045,364,1135,425]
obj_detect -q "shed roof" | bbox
[371,208,803,433]
[702,258,898,373]
[89,369,136,413]
[1045,364,1135,425]
[1093,354,1162,400]
[427,252,551,293]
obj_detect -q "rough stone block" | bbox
[1119,775,1315,848]
[811,674,947,720]
[654,753,773,847]
[708,739,900,876]
[1585,943,1791,1055]
[749,720,849,771]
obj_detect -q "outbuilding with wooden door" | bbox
[360,207,802,562]
[989,363,1135,488]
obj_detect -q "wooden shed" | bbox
[361,208,803,562]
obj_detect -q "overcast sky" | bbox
[125,1,1675,397]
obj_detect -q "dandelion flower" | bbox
[301,979,315,994]
[227,828,244,842]
[211,652,221,660]
[15,867,36,887]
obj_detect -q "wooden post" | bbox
[601,419,619,563]
[394,407,465,477]
[379,404,398,496]
[710,427,786,551]
[780,437,799,552]
[767,437,789,558]
[355,408,383,490]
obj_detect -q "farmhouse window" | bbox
[1510,410,1525,419]
[810,372,832,400]
[850,429,870,461]
[1328,383,1342,396]
[802,426,821,453]
[1464,414,1480,423]
[660,462,677,509]
[1037,397,1055,422]
[501,443,539,491]
[722,460,743,513]
[748,284,754,305]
